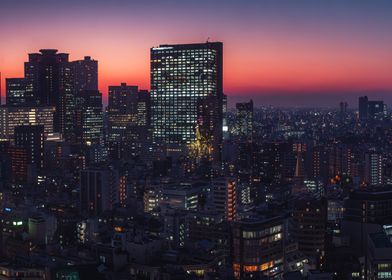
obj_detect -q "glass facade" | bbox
[150,42,223,149]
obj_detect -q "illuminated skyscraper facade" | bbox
[150,42,223,154]
[74,90,103,146]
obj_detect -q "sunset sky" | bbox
[0,0,391,106]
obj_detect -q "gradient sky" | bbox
[0,0,391,106]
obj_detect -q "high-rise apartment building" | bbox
[364,151,383,186]
[150,42,223,155]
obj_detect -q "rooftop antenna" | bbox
[206,37,210,43]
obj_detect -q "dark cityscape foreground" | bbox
[1,43,392,280]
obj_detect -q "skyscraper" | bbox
[235,100,253,141]
[5,78,27,106]
[24,49,73,138]
[150,42,223,155]
[74,90,103,146]
[72,56,98,95]
[107,83,139,141]
[107,83,151,160]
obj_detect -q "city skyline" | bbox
[1,0,392,106]
[2,2,392,278]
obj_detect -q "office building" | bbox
[161,182,201,211]
[0,106,55,140]
[5,78,27,106]
[107,83,150,142]
[235,100,253,141]
[151,42,223,155]
[74,90,103,146]
[14,125,44,169]
[6,146,28,183]
[359,96,385,121]
[72,56,98,95]
[290,198,327,268]
[80,166,119,217]
[24,49,74,137]
[232,215,285,279]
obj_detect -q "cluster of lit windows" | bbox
[242,225,283,239]
[151,44,220,145]
[0,107,55,139]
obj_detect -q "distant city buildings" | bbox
[1,43,392,280]
[359,96,386,121]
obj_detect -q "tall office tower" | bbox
[14,125,44,169]
[74,90,103,146]
[359,96,368,121]
[5,78,27,106]
[0,106,55,140]
[24,49,74,138]
[235,100,253,141]
[290,198,327,268]
[72,56,98,95]
[80,166,119,217]
[107,83,140,141]
[150,42,223,156]
[107,83,151,160]
[364,151,383,186]
[232,214,285,279]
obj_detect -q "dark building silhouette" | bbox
[290,198,327,269]
[24,49,74,139]
[72,56,98,95]
[80,166,119,217]
[14,125,45,169]
[236,100,253,141]
[358,96,385,121]
[5,78,27,106]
